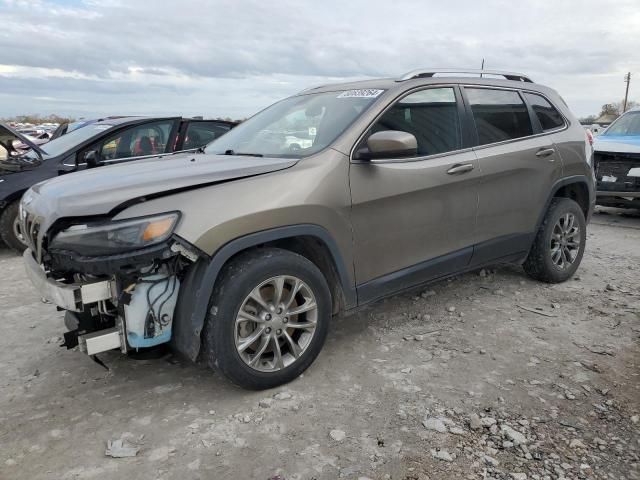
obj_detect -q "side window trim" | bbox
[522,92,544,135]
[350,84,468,163]
[164,118,181,154]
[461,85,568,150]
[458,85,479,147]
[174,120,190,152]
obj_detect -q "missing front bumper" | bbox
[23,249,115,312]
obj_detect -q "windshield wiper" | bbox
[223,149,263,157]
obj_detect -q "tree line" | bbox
[580,99,638,124]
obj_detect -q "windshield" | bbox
[205,89,384,158]
[38,123,114,157]
[603,111,640,136]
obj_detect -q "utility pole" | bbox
[623,72,631,112]
[480,58,485,78]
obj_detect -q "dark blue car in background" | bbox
[0,116,235,251]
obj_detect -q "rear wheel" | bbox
[0,201,28,253]
[523,197,586,283]
[204,248,331,390]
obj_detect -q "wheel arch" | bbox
[553,180,590,218]
[0,189,27,212]
[535,175,594,232]
[171,224,356,361]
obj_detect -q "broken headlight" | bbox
[49,212,180,256]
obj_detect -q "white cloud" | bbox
[0,0,638,118]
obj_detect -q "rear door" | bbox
[349,86,480,302]
[462,87,564,264]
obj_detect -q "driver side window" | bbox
[367,87,462,157]
[99,120,176,161]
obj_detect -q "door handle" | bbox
[447,163,474,175]
[535,148,555,158]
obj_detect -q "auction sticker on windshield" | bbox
[337,89,384,98]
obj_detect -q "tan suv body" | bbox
[21,70,595,389]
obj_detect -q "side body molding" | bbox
[171,224,356,360]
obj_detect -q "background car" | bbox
[13,131,53,153]
[0,116,236,251]
[593,108,640,209]
[50,116,130,140]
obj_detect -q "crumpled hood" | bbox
[21,152,297,244]
[594,135,640,154]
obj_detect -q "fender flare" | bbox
[533,175,594,231]
[171,224,356,361]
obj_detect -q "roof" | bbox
[300,69,555,97]
[95,116,176,127]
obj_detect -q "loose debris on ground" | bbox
[0,209,638,479]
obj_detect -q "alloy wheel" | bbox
[234,275,318,372]
[550,212,580,269]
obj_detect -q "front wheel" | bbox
[523,197,586,283]
[203,248,331,390]
[0,201,28,253]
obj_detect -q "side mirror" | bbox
[83,150,100,168]
[361,130,417,160]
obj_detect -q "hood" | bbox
[594,135,640,154]
[21,152,297,249]
[0,123,47,161]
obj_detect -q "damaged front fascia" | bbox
[46,235,204,277]
[595,151,640,194]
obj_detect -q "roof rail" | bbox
[397,68,533,83]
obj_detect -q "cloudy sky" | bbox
[1,0,638,120]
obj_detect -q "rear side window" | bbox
[369,87,461,156]
[183,121,232,150]
[466,88,533,145]
[523,92,565,131]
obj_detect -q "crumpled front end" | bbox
[21,195,201,357]
[594,149,640,208]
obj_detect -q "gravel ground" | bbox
[0,208,638,480]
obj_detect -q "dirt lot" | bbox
[1,208,638,480]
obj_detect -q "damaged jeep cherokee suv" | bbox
[22,69,595,390]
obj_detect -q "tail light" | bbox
[586,129,594,146]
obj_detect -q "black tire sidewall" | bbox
[0,201,27,253]
[205,249,331,390]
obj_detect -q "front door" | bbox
[349,86,480,303]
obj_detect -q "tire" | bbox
[523,197,586,283]
[203,248,331,390]
[0,201,28,253]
